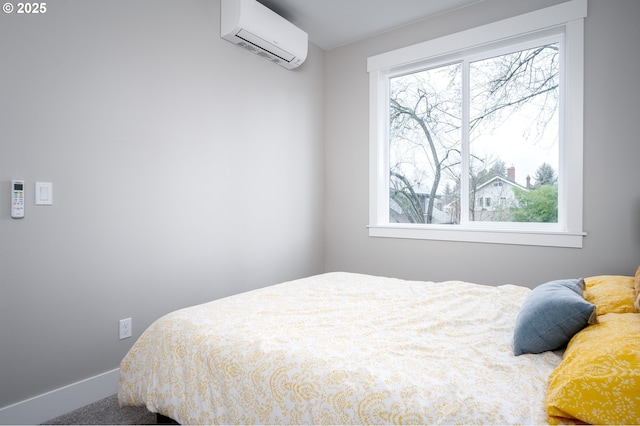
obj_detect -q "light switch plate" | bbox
[35,182,53,205]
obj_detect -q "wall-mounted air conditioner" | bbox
[220,0,308,70]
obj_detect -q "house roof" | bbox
[475,175,529,192]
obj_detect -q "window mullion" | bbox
[459,59,471,226]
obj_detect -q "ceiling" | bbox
[256,0,483,50]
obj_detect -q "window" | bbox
[368,0,586,247]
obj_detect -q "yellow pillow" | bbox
[547,313,640,425]
[635,266,640,309]
[583,275,638,315]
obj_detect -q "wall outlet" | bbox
[119,318,132,340]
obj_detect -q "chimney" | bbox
[526,175,531,189]
[507,166,515,182]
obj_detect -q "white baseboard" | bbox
[0,368,120,425]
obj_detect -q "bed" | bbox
[118,271,640,425]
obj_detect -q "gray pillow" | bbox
[512,278,597,356]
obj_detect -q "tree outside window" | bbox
[388,42,560,225]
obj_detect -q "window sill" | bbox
[367,225,585,248]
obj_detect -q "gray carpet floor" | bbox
[41,394,157,425]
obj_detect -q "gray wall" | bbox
[324,0,640,286]
[0,0,325,407]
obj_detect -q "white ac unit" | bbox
[220,0,308,70]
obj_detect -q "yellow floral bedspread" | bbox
[118,272,562,424]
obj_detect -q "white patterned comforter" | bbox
[118,272,562,424]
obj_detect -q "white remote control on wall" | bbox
[11,180,25,218]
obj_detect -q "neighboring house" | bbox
[472,168,530,222]
[392,167,531,224]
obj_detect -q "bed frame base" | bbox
[155,413,179,424]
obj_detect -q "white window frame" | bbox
[367,0,587,248]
